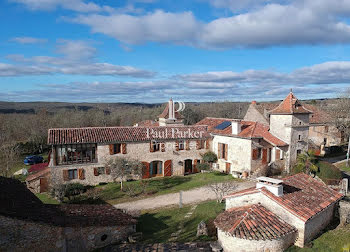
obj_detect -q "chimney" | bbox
[168,98,175,120]
[251,101,257,105]
[231,120,241,135]
[256,177,283,197]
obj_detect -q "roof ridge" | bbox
[228,205,256,233]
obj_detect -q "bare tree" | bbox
[0,142,19,177]
[105,157,143,190]
[207,182,238,203]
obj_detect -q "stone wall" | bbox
[0,215,135,251]
[243,104,269,125]
[339,200,350,226]
[309,125,342,147]
[51,140,208,185]
[217,228,297,252]
[212,135,252,174]
[303,203,336,244]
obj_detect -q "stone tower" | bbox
[268,91,312,172]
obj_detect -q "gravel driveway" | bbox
[113,180,255,212]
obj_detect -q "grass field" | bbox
[35,193,59,204]
[337,161,350,172]
[97,172,238,204]
[286,225,350,252]
[138,200,224,243]
[34,171,238,205]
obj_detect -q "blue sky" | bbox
[1,0,350,103]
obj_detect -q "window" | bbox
[179,140,185,150]
[151,141,160,152]
[257,148,262,159]
[218,143,228,160]
[56,144,97,165]
[98,167,105,175]
[324,138,327,144]
[298,135,301,141]
[325,126,329,133]
[197,140,205,149]
[150,161,163,176]
[113,144,121,154]
[297,149,302,155]
[68,169,77,180]
[299,121,302,125]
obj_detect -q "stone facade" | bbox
[309,124,343,147]
[339,200,350,226]
[243,103,269,125]
[50,140,208,186]
[217,229,296,252]
[269,113,309,171]
[212,135,252,175]
[0,214,135,251]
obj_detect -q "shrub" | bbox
[197,163,210,171]
[201,151,218,164]
[64,183,86,199]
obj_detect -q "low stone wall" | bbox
[340,199,350,226]
[0,215,135,251]
[217,229,297,252]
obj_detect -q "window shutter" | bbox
[224,144,228,160]
[275,149,280,160]
[196,140,200,150]
[63,170,69,181]
[252,149,258,160]
[122,143,127,154]
[186,140,190,150]
[109,144,114,155]
[94,167,99,176]
[78,168,85,180]
[193,159,198,173]
[218,143,222,159]
[105,167,111,175]
[142,162,150,179]
[175,141,179,151]
[262,149,268,164]
[161,143,166,152]
[164,160,172,177]
[150,141,154,152]
[205,140,210,149]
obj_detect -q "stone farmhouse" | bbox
[214,173,343,252]
[196,91,311,176]
[244,95,345,155]
[48,99,211,185]
[0,176,136,251]
[46,92,319,185]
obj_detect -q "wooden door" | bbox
[142,162,150,179]
[262,149,268,164]
[225,163,231,174]
[164,160,172,177]
[40,178,49,193]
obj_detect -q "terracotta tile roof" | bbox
[224,173,344,222]
[253,102,333,125]
[26,167,50,182]
[28,162,49,173]
[48,125,209,145]
[0,176,136,227]
[303,104,334,124]
[196,117,287,147]
[269,92,312,115]
[214,204,297,240]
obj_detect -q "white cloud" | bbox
[11,37,48,44]
[69,0,350,48]
[2,40,155,78]
[10,0,113,12]
[71,10,200,45]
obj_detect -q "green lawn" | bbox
[337,161,350,172]
[137,200,224,243]
[96,172,238,204]
[35,193,59,204]
[285,225,350,252]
